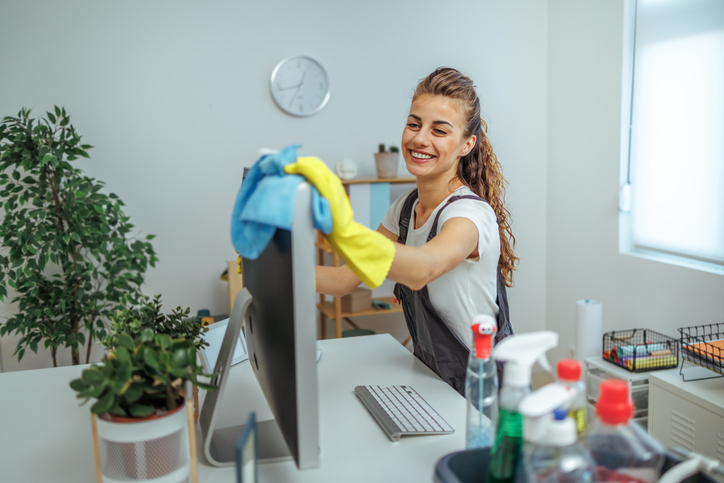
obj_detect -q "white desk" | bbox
[0,334,466,482]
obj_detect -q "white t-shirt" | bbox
[381,186,500,349]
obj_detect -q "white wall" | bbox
[546,0,724,364]
[0,0,548,370]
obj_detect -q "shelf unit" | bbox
[584,356,663,430]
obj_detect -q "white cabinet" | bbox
[584,356,662,430]
[649,369,724,462]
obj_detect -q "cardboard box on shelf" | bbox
[341,287,372,313]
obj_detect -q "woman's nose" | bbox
[412,129,430,146]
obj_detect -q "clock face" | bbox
[270,56,330,117]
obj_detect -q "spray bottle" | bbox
[487,331,558,483]
[465,314,498,449]
[515,383,573,483]
[587,379,665,483]
[517,383,596,483]
[556,359,587,438]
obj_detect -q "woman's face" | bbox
[401,94,476,181]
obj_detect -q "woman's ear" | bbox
[461,135,477,157]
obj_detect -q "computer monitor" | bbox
[199,181,319,469]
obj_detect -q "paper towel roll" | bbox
[576,299,602,361]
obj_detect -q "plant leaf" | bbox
[90,390,115,414]
[116,346,131,364]
[194,381,218,391]
[81,367,105,386]
[69,378,88,392]
[172,348,187,368]
[78,383,107,399]
[124,385,143,404]
[118,334,135,350]
[144,348,159,370]
[129,404,155,418]
[139,328,154,343]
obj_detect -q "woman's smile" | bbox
[409,150,435,162]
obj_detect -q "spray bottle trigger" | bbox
[537,354,552,374]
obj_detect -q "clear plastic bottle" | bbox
[587,379,665,483]
[465,315,498,449]
[556,359,587,438]
[525,408,596,483]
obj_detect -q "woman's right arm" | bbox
[315,264,362,297]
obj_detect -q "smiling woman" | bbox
[314,67,517,395]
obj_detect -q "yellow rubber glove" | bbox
[284,156,395,288]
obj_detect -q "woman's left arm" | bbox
[378,218,479,291]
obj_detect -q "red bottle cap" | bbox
[596,379,633,425]
[471,318,496,359]
[557,359,581,381]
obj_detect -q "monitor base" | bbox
[207,418,292,466]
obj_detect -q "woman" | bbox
[316,67,517,394]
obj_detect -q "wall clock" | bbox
[270,56,330,117]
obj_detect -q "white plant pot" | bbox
[374,152,399,179]
[95,405,191,483]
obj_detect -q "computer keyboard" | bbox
[354,385,454,442]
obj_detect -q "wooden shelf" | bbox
[315,238,333,254]
[317,296,401,319]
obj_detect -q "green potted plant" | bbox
[374,143,400,179]
[103,294,209,352]
[102,294,211,420]
[70,329,216,481]
[0,107,157,366]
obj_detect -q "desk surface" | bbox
[0,334,466,483]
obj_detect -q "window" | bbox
[619,0,724,275]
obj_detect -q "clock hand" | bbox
[289,87,300,109]
[288,71,309,109]
[298,70,307,89]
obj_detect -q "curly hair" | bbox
[413,67,518,286]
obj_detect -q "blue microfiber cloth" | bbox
[231,145,332,259]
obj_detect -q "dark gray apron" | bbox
[393,189,513,396]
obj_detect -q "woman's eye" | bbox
[407,123,420,129]
[434,129,447,135]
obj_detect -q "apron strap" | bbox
[397,189,419,244]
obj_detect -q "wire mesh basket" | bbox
[602,328,679,373]
[678,322,724,376]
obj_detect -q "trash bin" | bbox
[433,448,488,483]
[433,448,717,483]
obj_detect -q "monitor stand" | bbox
[206,418,292,465]
[200,289,292,467]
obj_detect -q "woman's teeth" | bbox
[411,152,433,160]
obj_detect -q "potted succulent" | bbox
[70,328,216,481]
[374,143,400,179]
[102,294,211,420]
[0,107,157,366]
